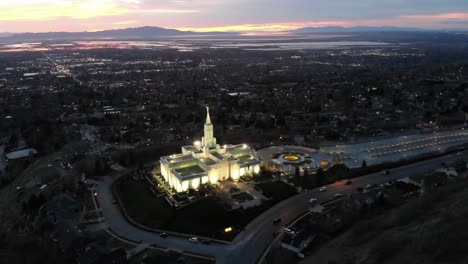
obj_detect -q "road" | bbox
[41,51,84,85]
[95,150,466,263]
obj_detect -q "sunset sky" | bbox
[1,0,468,33]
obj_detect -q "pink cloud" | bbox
[402,12,468,20]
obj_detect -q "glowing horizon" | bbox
[0,1,468,33]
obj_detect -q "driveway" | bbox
[96,149,467,263]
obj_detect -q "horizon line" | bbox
[2,24,468,35]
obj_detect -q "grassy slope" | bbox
[302,179,468,264]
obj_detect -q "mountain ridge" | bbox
[2,26,237,41]
[292,26,468,33]
[3,26,467,41]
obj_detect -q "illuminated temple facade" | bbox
[160,107,261,193]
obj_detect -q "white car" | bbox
[319,187,327,192]
[189,237,199,243]
[309,198,318,203]
[334,193,344,198]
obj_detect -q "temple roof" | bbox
[205,106,212,125]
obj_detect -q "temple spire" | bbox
[205,106,211,124]
[202,106,216,149]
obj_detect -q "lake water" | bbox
[211,41,390,50]
[0,37,392,53]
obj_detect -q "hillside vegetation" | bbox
[302,179,468,264]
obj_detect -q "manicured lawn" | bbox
[256,181,298,202]
[117,176,175,228]
[116,176,274,241]
[252,173,274,182]
[169,198,274,240]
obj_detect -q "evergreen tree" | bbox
[316,168,325,186]
[302,168,309,187]
[294,167,301,184]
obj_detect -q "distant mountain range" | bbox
[2,26,467,42]
[1,26,236,41]
[0,33,13,38]
[292,26,464,34]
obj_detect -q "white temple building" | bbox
[160,107,261,193]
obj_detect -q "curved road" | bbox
[96,150,466,263]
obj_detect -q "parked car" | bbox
[345,180,352,185]
[382,170,390,175]
[309,198,318,203]
[272,218,282,224]
[201,239,211,245]
[159,233,168,238]
[319,187,327,192]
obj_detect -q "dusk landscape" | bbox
[0,1,467,264]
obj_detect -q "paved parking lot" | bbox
[259,129,468,170]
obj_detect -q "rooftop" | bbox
[210,151,226,160]
[165,154,194,164]
[226,144,246,151]
[200,157,217,166]
[174,164,207,178]
[237,154,255,164]
[183,145,198,152]
[6,148,38,160]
